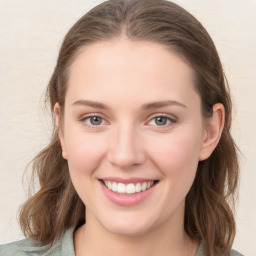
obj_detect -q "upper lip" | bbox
[99,177,158,184]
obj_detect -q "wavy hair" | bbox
[19,1,239,255]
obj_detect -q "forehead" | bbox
[66,39,199,107]
[70,39,194,79]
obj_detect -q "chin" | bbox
[98,212,157,237]
[106,223,151,237]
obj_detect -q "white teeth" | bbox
[126,184,135,194]
[135,183,141,192]
[103,180,155,194]
[117,183,126,193]
[141,182,147,191]
[106,181,112,190]
[112,182,118,192]
[147,181,153,188]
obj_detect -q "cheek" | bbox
[64,128,107,179]
[148,130,202,180]
[64,132,108,205]
[147,132,201,217]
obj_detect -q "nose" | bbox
[107,124,146,169]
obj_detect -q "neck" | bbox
[74,210,198,256]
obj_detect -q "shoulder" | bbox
[0,228,75,256]
[231,249,244,256]
[0,237,52,256]
[196,242,244,256]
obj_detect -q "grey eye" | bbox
[87,116,103,126]
[154,116,168,126]
[148,116,172,126]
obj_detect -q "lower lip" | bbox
[100,181,157,206]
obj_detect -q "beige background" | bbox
[0,0,255,255]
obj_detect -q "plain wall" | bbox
[0,0,255,255]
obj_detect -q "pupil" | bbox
[156,117,167,126]
[91,116,102,125]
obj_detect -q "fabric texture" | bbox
[0,228,243,256]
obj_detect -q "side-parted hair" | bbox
[19,1,239,255]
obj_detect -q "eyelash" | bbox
[79,113,176,128]
[147,114,176,127]
[80,114,107,127]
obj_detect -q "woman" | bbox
[0,0,243,255]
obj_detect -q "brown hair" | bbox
[19,1,239,255]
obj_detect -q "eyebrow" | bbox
[72,99,187,110]
[72,100,108,109]
[142,100,187,110]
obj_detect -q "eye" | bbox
[83,116,106,126]
[148,116,174,126]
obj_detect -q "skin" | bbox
[55,39,224,256]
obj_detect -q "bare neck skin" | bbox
[74,207,199,256]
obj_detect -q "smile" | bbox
[102,180,155,194]
[99,179,159,206]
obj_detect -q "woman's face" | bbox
[57,39,209,236]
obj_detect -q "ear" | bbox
[199,103,225,161]
[54,103,68,159]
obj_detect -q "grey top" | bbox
[0,228,243,256]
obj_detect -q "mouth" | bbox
[100,179,159,195]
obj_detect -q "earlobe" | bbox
[199,103,225,161]
[53,103,68,159]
